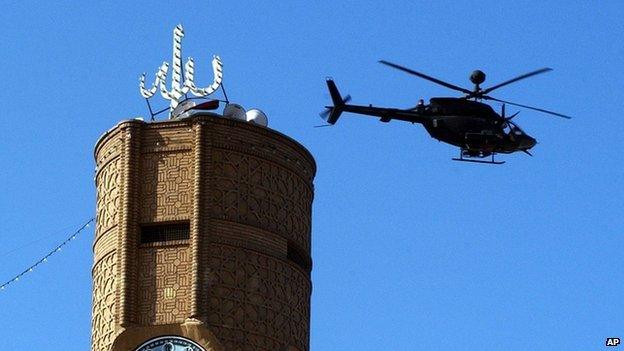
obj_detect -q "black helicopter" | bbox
[320,60,571,164]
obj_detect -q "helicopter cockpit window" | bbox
[505,123,525,136]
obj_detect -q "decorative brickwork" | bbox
[212,150,312,252]
[210,123,315,184]
[139,151,193,223]
[141,124,194,151]
[137,245,192,325]
[96,156,120,239]
[206,244,310,351]
[93,115,315,351]
[94,155,120,263]
[93,133,122,351]
[92,252,117,351]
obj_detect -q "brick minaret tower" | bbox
[92,114,315,351]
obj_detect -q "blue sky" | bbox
[0,1,622,350]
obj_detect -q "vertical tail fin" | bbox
[327,79,343,107]
[322,79,350,125]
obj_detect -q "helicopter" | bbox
[320,60,571,164]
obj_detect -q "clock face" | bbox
[134,336,205,351]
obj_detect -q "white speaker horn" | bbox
[223,103,247,121]
[246,108,268,127]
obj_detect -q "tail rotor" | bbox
[320,94,351,119]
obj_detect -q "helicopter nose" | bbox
[522,137,537,149]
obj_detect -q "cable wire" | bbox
[0,217,95,292]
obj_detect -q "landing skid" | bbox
[452,150,505,164]
[452,157,505,165]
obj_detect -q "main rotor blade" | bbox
[506,118,522,131]
[379,60,473,94]
[478,68,552,96]
[506,111,520,121]
[484,96,572,119]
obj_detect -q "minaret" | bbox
[91,25,315,351]
[92,114,315,351]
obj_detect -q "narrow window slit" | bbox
[140,222,190,244]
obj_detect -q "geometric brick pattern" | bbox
[212,150,313,252]
[137,244,191,325]
[96,157,120,239]
[93,135,122,351]
[140,151,193,223]
[206,244,311,351]
[91,252,117,351]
